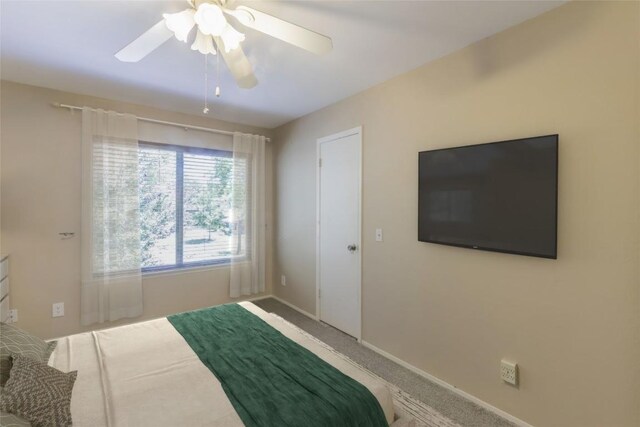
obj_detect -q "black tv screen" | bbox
[418,135,558,259]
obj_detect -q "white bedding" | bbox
[49,302,394,426]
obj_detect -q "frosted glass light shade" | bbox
[191,30,217,55]
[220,25,245,52]
[194,3,227,37]
[163,9,196,43]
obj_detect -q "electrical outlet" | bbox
[375,228,383,242]
[52,302,65,318]
[280,275,286,286]
[501,359,518,385]
[8,309,18,323]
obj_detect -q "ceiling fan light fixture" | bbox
[194,3,227,37]
[191,30,217,55]
[220,24,245,53]
[115,0,332,96]
[163,9,196,42]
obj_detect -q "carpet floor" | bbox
[253,298,515,427]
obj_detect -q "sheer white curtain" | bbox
[229,132,266,297]
[81,108,143,325]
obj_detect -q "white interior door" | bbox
[317,127,361,339]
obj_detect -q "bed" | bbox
[45,302,396,426]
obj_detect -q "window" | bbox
[139,142,246,272]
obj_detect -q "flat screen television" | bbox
[418,135,558,259]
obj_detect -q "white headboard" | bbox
[0,256,9,322]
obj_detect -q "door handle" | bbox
[347,244,357,253]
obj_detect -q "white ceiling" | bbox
[1,1,564,129]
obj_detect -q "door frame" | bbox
[316,126,363,341]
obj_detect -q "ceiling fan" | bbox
[115,0,333,90]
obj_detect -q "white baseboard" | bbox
[269,295,318,320]
[361,340,534,427]
[241,295,272,303]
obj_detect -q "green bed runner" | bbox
[167,303,388,427]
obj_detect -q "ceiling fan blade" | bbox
[214,37,258,89]
[115,20,174,62]
[233,6,332,55]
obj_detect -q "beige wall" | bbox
[273,2,639,426]
[0,81,275,339]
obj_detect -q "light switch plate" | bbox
[52,302,65,318]
[280,275,286,286]
[375,228,383,242]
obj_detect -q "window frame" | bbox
[139,141,237,274]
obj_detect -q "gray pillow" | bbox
[1,386,31,426]
[0,323,57,387]
[0,355,76,427]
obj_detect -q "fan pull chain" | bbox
[215,45,221,98]
[203,54,210,114]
